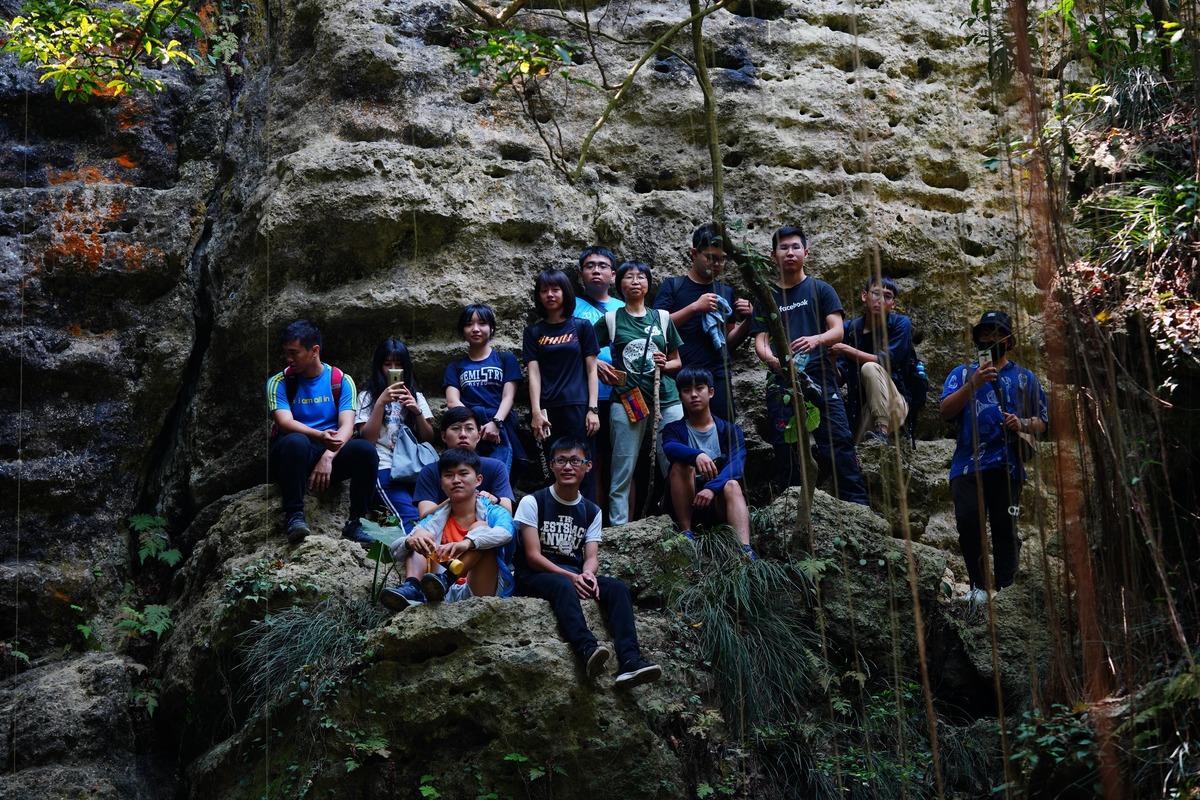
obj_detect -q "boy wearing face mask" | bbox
[938,310,1049,605]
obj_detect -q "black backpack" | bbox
[901,349,929,447]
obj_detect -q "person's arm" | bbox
[940,365,994,421]
[444,362,464,408]
[584,353,599,436]
[793,312,845,354]
[707,421,746,492]
[413,465,442,519]
[662,348,682,376]
[661,422,701,466]
[360,386,402,444]
[725,294,754,349]
[527,360,551,441]
[520,523,574,578]
[754,331,785,375]
[444,385,463,408]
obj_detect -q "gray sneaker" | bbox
[615,658,661,688]
[585,644,611,678]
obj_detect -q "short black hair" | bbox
[533,269,577,318]
[675,365,714,391]
[549,436,590,458]
[578,245,616,269]
[692,222,724,250]
[280,319,321,350]
[438,447,481,475]
[458,304,497,337]
[440,405,485,432]
[614,260,652,299]
[771,225,808,250]
[863,276,900,297]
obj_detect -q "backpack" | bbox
[901,349,929,447]
[268,365,344,440]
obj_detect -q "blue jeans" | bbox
[607,402,683,526]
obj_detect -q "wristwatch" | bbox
[587,406,599,414]
[491,416,504,426]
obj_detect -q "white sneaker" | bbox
[966,587,989,607]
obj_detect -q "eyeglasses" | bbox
[582,260,612,270]
[868,290,895,301]
[776,243,805,252]
[702,252,726,265]
[551,456,589,467]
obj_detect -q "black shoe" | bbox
[615,658,661,688]
[286,512,310,544]
[585,644,611,678]
[420,571,448,602]
[342,519,373,545]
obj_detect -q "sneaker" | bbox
[585,644,611,678]
[379,580,425,612]
[863,429,891,446]
[615,658,662,688]
[420,571,448,603]
[741,544,759,561]
[285,512,310,544]
[342,519,373,545]
[966,587,989,607]
[681,530,698,541]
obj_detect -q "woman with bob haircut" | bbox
[444,303,525,472]
[522,269,600,499]
[356,338,435,530]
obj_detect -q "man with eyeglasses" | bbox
[654,223,753,422]
[750,226,869,505]
[414,406,515,519]
[830,276,914,444]
[513,436,662,688]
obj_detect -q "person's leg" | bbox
[593,398,614,521]
[376,471,418,530]
[462,549,500,597]
[607,405,646,526]
[764,379,801,489]
[668,462,697,531]
[716,481,752,546]
[860,362,902,433]
[519,571,598,659]
[654,404,684,476]
[595,575,640,666]
[269,433,323,513]
[329,438,380,520]
[986,471,1023,590]
[710,373,737,423]
[952,474,988,590]
[549,404,596,501]
[811,388,869,505]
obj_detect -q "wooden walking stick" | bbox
[642,363,662,518]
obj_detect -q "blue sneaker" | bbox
[285,512,310,544]
[380,580,425,612]
[681,530,697,541]
[342,519,374,545]
[741,544,759,561]
[420,571,448,603]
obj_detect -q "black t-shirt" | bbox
[653,275,737,378]
[514,487,602,574]
[750,277,844,387]
[522,318,600,408]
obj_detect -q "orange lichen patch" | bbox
[116,99,148,131]
[116,154,139,169]
[64,323,83,336]
[198,0,218,32]
[46,166,116,185]
[38,194,163,276]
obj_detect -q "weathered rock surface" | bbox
[0,0,1064,796]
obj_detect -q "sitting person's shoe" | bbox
[585,644,611,678]
[420,571,448,603]
[863,428,891,445]
[342,519,373,544]
[379,579,425,612]
[285,512,310,544]
[681,529,698,541]
[966,587,990,607]
[741,544,759,561]
[615,658,662,688]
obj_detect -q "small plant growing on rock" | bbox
[130,514,182,568]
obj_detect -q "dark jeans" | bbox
[268,432,378,519]
[517,571,641,667]
[952,470,1023,590]
[709,372,737,424]
[766,379,868,505]
[539,404,596,502]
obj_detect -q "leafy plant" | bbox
[1,639,31,673]
[223,557,317,610]
[359,518,407,603]
[130,676,162,717]
[1000,704,1098,798]
[129,514,182,568]
[2,0,199,100]
[117,603,173,641]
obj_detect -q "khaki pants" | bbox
[856,362,908,439]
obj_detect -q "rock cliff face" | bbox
[0,0,1056,797]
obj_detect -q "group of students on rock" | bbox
[265,222,1051,685]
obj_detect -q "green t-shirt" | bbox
[593,307,684,409]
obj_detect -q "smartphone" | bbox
[977,349,993,369]
[387,368,404,385]
[610,369,628,384]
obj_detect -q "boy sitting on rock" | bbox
[662,366,757,560]
[380,449,514,611]
[513,436,661,688]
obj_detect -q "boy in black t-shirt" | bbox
[513,437,661,688]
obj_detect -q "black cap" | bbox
[972,310,1013,340]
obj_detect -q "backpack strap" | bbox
[605,310,618,343]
